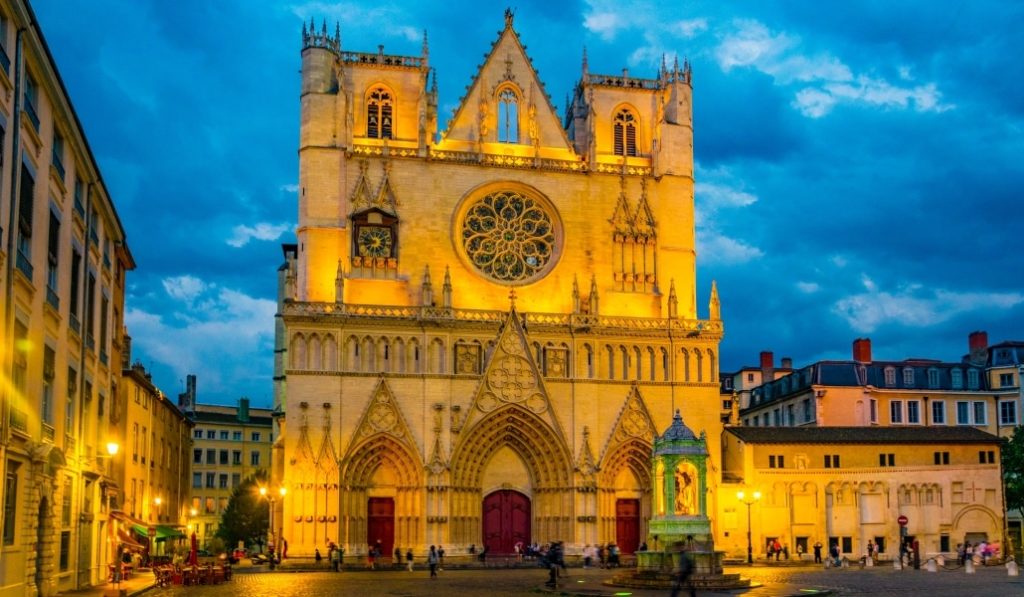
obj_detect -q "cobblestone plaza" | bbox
[144,565,1024,597]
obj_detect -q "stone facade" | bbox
[0,0,134,593]
[718,427,1004,561]
[274,12,722,557]
[187,398,273,549]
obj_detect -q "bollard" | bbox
[893,558,902,571]
[936,555,945,568]
[841,557,848,568]
[865,556,873,567]
[965,559,975,574]
[925,558,936,573]
[1008,558,1019,577]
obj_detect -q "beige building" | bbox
[0,0,134,593]
[109,337,193,558]
[739,338,1013,437]
[274,12,722,559]
[718,426,1004,560]
[187,397,273,548]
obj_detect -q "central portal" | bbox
[482,490,531,554]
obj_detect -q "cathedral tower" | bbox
[276,11,722,558]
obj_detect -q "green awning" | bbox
[132,524,186,541]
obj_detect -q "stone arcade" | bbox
[272,11,723,558]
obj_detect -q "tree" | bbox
[215,471,269,553]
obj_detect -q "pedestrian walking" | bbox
[367,545,376,569]
[813,540,822,564]
[406,548,414,571]
[544,542,561,587]
[773,539,782,561]
[427,545,439,578]
[670,545,696,597]
[438,545,445,570]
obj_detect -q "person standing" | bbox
[406,548,414,571]
[813,540,823,564]
[367,545,376,570]
[331,544,341,572]
[427,545,439,578]
[438,545,445,570]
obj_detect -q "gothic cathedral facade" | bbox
[274,12,723,557]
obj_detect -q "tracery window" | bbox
[497,87,519,143]
[366,87,393,139]
[613,109,637,156]
[460,190,557,283]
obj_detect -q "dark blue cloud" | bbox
[32,0,1024,404]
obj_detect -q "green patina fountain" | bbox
[608,410,751,591]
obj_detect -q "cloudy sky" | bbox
[33,0,1024,406]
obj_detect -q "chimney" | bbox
[968,331,989,366]
[781,357,793,369]
[853,338,872,363]
[238,397,250,423]
[760,351,774,381]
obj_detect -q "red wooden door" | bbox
[367,497,395,561]
[616,498,640,555]
[482,490,531,554]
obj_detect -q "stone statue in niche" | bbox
[674,463,697,515]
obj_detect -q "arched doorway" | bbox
[482,490,530,555]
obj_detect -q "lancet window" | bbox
[366,87,393,139]
[613,108,637,156]
[497,87,519,143]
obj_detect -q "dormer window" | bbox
[902,367,914,386]
[613,109,637,156]
[884,367,896,387]
[951,368,963,389]
[967,368,979,390]
[497,87,519,143]
[927,368,939,389]
[366,87,393,139]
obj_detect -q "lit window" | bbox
[613,109,637,156]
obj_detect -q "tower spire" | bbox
[422,29,429,63]
[442,266,452,308]
[668,279,678,319]
[709,280,721,320]
[582,45,589,78]
[421,266,434,306]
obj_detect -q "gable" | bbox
[440,15,575,154]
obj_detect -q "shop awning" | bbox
[117,529,145,551]
[132,524,186,541]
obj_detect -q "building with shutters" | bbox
[0,0,135,593]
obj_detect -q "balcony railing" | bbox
[15,250,33,279]
[69,314,81,335]
[0,43,10,73]
[46,286,60,310]
[9,408,28,433]
[24,101,40,132]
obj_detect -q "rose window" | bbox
[460,190,557,283]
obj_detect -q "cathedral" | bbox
[272,11,724,557]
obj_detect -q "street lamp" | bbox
[737,490,761,564]
[259,486,287,568]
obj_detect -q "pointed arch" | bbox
[346,335,360,372]
[495,83,521,143]
[680,348,691,382]
[308,334,323,371]
[361,336,376,371]
[378,336,391,373]
[707,348,716,382]
[612,105,639,157]
[365,84,394,139]
[324,333,338,371]
[394,337,406,374]
[582,343,595,379]
[291,333,307,369]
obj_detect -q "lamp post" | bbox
[259,486,287,568]
[738,490,761,564]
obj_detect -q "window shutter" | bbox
[626,124,637,156]
[613,122,624,155]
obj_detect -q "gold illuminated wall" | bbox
[276,13,722,556]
